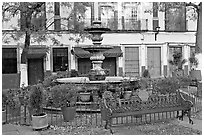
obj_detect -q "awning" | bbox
[71,46,123,58]
[26,47,48,59]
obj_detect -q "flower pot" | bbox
[124,91,132,99]
[2,110,6,124]
[61,107,76,122]
[80,92,91,102]
[31,113,48,130]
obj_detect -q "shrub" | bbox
[6,89,21,110]
[29,83,48,115]
[152,77,180,94]
[50,84,78,108]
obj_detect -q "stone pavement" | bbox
[2,117,202,135]
[2,124,40,135]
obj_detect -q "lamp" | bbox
[155,26,160,41]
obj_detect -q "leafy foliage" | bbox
[29,83,48,115]
[168,51,187,71]
[152,77,180,94]
[189,53,199,69]
[5,89,21,110]
[50,84,78,108]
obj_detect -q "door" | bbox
[147,47,161,78]
[125,47,139,77]
[103,57,116,76]
[78,58,92,75]
[28,58,44,85]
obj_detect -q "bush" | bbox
[152,77,180,94]
[29,83,48,115]
[6,89,21,110]
[50,84,78,108]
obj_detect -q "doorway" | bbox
[28,58,44,85]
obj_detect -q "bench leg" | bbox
[187,109,193,125]
[105,119,113,134]
[177,110,184,121]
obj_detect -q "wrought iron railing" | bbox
[60,18,148,31]
[3,91,201,128]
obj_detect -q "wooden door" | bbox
[147,47,161,78]
[103,57,116,76]
[125,47,139,77]
[28,58,44,85]
[78,58,92,75]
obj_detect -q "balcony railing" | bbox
[60,18,148,31]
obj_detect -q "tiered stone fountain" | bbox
[56,20,137,84]
[56,20,139,105]
[82,20,112,81]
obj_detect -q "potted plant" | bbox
[2,91,8,124]
[189,53,201,82]
[50,84,78,122]
[168,51,187,77]
[29,83,49,130]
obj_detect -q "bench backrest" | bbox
[102,91,185,112]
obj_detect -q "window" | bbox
[53,48,68,72]
[54,2,61,31]
[153,2,159,31]
[165,2,186,31]
[99,2,118,30]
[2,48,17,74]
[122,2,140,30]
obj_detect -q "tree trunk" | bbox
[196,2,202,54]
[21,14,32,64]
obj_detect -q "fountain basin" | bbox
[56,76,138,84]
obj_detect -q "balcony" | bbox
[61,18,148,31]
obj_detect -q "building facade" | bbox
[2,2,198,89]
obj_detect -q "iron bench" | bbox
[100,90,194,134]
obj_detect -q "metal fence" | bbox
[3,92,201,128]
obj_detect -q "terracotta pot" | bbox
[2,110,6,124]
[61,107,76,122]
[80,92,91,102]
[31,113,48,130]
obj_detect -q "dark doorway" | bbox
[28,58,44,85]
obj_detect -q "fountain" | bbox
[56,20,139,105]
[82,20,112,81]
[57,20,137,84]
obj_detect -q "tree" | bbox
[2,2,92,64]
[186,2,202,54]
